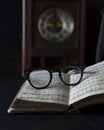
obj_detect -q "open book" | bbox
[8,61,104,113]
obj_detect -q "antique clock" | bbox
[22,0,86,72]
[37,7,74,43]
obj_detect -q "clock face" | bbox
[37,7,74,43]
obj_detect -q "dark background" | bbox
[0,0,104,76]
[1,0,104,129]
[0,0,104,77]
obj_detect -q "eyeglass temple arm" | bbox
[22,70,30,79]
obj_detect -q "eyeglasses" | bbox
[22,66,85,89]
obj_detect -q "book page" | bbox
[17,72,69,105]
[69,61,104,104]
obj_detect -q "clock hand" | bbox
[53,10,60,33]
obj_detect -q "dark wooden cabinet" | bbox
[22,0,86,72]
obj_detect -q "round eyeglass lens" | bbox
[29,70,50,88]
[61,66,82,85]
